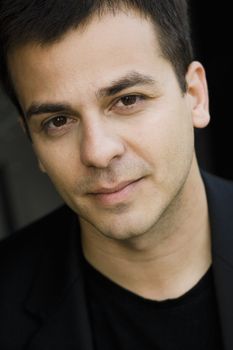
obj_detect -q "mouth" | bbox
[89,178,144,206]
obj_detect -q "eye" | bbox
[119,95,139,106]
[112,94,146,113]
[42,115,76,135]
[48,116,67,128]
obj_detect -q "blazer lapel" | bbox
[24,212,94,350]
[203,172,233,350]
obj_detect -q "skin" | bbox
[9,11,211,299]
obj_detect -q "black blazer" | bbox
[0,171,233,349]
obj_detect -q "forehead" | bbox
[8,11,167,108]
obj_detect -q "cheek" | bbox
[33,140,81,185]
[128,106,194,177]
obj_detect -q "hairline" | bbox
[5,5,188,120]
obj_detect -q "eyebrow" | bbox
[97,71,157,98]
[25,103,75,121]
[25,71,157,120]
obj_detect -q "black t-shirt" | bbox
[83,258,223,350]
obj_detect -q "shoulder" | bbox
[0,204,73,250]
[202,170,233,203]
[0,205,78,346]
[0,205,75,282]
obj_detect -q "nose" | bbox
[80,119,125,168]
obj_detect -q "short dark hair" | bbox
[0,0,193,116]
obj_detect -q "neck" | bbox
[81,161,212,300]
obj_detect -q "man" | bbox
[0,0,232,349]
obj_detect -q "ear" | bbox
[185,61,210,129]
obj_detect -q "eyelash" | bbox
[112,94,146,110]
[41,94,147,134]
[41,115,75,133]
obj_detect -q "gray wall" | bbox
[0,90,62,240]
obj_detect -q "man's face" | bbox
[8,12,208,240]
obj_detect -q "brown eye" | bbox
[112,94,146,114]
[42,115,76,136]
[120,95,138,106]
[52,116,67,127]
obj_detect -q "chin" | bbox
[90,213,160,242]
[75,193,168,242]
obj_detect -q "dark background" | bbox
[0,1,232,239]
[190,0,233,179]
